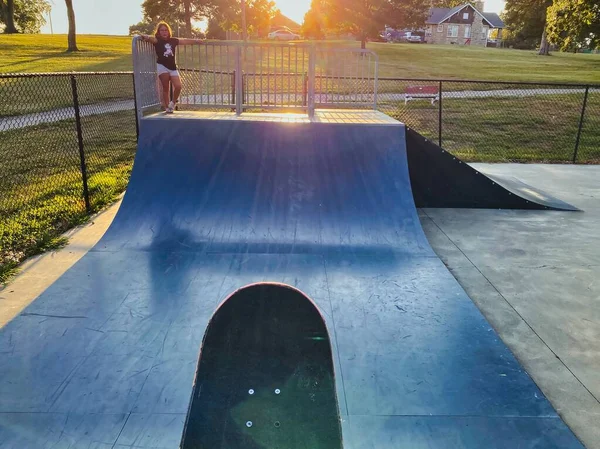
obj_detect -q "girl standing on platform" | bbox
[140,22,203,113]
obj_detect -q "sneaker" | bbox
[165,101,175,114]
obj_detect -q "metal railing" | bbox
[132,37,379,118]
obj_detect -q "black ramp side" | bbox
[0,113,585,449]
[405,127,579,210]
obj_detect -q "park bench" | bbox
[405,85,440,105]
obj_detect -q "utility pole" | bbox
[241,0,247,42]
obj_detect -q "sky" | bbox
[41,0,507,35]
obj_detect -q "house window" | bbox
[482,27,488,39]
[447,25,459,38]
[465,25,471,38]
[463,12,469,20]
[437,24,444,33]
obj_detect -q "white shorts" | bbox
[157,64,180,77]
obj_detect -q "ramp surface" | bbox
[0,111,584,448]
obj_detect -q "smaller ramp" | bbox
[405,128,579,211]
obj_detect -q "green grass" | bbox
[0,35,133,73]
[1,35,600,84]
[0,110,136,284]
[382,92,600,163]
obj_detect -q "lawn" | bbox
[381,92,600,163]
[0,109,137,283]
[1,35,600,84]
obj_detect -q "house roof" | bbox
[425,8,451,24]
[482,12,505,28]
[271,12,301,31]
[425,3,505,28]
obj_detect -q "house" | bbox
[424,1,505,47]
[270,12,301,34]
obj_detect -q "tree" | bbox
[129,20,156,36]
[431,0,465,7]
[547,0,600,51]
[138,0,213,37]
[206,16,226,39]
[503,0,552,54]
[302,0,327,39]
[314,0,428,49]
[65,0,78,51]
[212,0,277,38]
[0,0,49,33]
[2,0,17,32]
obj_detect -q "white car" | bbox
[268,29,301,41]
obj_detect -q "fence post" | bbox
[573,86,589,164]
[438,81,443,147]
[132,73,140,141]
[70,75,91,214]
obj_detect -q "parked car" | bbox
[407,34,422,43]
[268,29,301,40]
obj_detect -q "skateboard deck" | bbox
[181,283,342,449]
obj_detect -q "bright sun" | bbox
[275,0,311,24]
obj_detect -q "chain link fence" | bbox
[0,73,137,282]
[1,72,599,282]
[377,78,600,164]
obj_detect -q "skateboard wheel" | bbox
[248,389,255,395]
[274,389,281,395]
[246,421,253,428]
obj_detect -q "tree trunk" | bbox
[183,0,192,37]
[4,0,18,33]
[65,0,78,52]
[241,0,247,42]
[538,27,550,55]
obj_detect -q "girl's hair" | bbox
[154,21,172,40]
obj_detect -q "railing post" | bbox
[573,86,589,164]
[235,46,243,115]
[231,70,236,111]
[70,75,91,214]
[438,81,443,147]
[308,45,316,118]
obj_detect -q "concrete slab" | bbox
[0,199,122,328]
[423,164,600,449]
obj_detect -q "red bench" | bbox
[405,85,440,105]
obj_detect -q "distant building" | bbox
[224,12,301,40]
[270,12,301,33]
[424,1,505,47]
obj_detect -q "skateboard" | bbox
[180,282,342,449]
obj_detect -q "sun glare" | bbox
[275,0,311,24]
